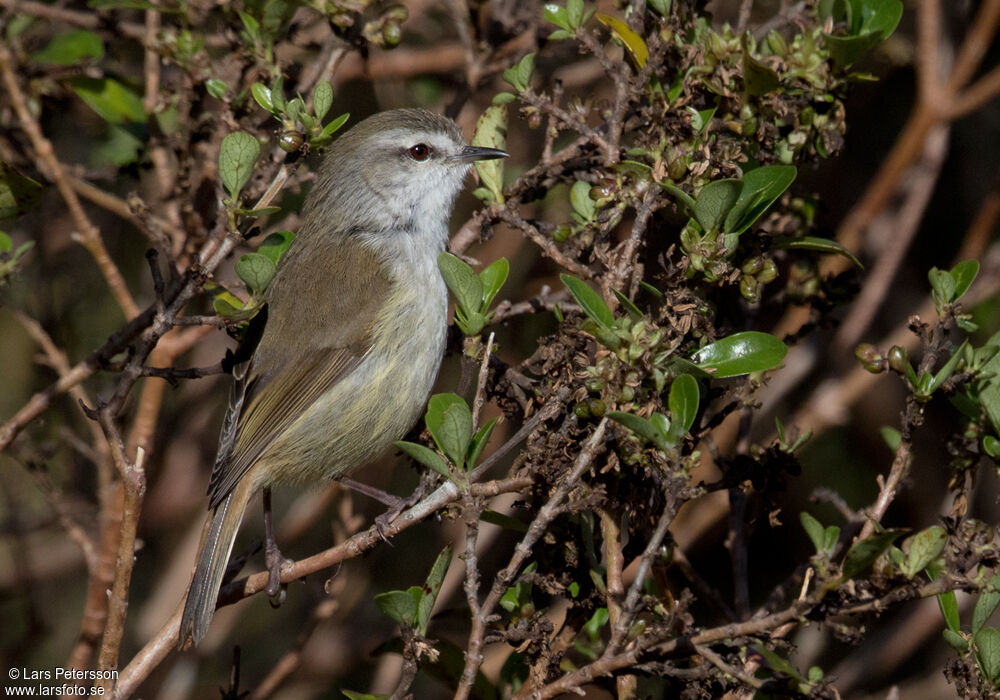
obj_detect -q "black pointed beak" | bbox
[455,145,509,163]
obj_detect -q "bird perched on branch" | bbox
[179,108,507,646]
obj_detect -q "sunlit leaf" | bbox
[692,331,787,378]
[595,13,648,67]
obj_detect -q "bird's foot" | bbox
[262,486,289,607]
[264,537,291,607]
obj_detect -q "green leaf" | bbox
[0,166,42,222]
[68,77,146,124]
[647,0,671,15]
[480,509,529,532]
[951,260,980,301]
[943,628,969,652]
[612,289,643,321]
[840,529,906,582]
[857,0,903,39]
[752,644,805,683]
[342,691,388,700]
[900,526,947,579]
[560,274,614,329]
[693,179,742,232]
[976,627,1000,683]
[939,590,961,633]
[235,252,276,296]
[395,440,451,479]
[924,340,968,397]
[543,3,572,31]
[977,331,1000,435]
[824,31,883,67]
[439,252,484,318]
[659,181,697,218]
[205,78,228,99]
[692,331,788,378]
[566,0,585,28]
[725,165,797,235]
[570,180,597,222]
[418,545,453,634]
[742,36,781,96]
[319,113,350,140]
[880,426,901,451]
[929,267,956,306]
[312,81,333,121]
[374,588,419,626]
[800,512,826,554]
[257,231,295,264]
[219,131,261,200]
[238,10,261,40]
[472,104,508,204]
[772,235,862,268]
[984,435,1000,458]
[974,574,1000,635]
[595,13,648,67]
[583,607,609,640]
[608,411,666,450]
[468,418,498,469]
[425,394,473,468]
[823,525,841,552]
[210,288,247,319]
[502,53,535,92]
[687,105,717,134]
[492,91,517,105]
[665,374,699,444]
[32,30,104,65]
[479,258,509,310]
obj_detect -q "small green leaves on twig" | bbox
[395,393,498,483]
[800,511,840,558]
[819,0,903,67]
[438,253,509,336]
[570,181,597,223]
[374,545,453,636]
[838,528,906,584]
[544,0,591,39]
[608,374,700,451]
[929,260,979,314]
[219,131,261,202]
[250,79,349,151]
[212,231,295,327]
[899,526,947,579]
[500,562,538,619]
[502,53,535,93]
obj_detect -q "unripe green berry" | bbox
[887,346,909,374]
[279,130,304,152]
[382,22,402,47]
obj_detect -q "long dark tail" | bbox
[179,479,253,647]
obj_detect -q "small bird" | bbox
[179,108,507,646]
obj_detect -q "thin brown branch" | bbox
[455,419,608,700]
[114,475,532,698]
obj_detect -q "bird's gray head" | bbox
[303,108,507,243]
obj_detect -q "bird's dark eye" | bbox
[408,143,431,160]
